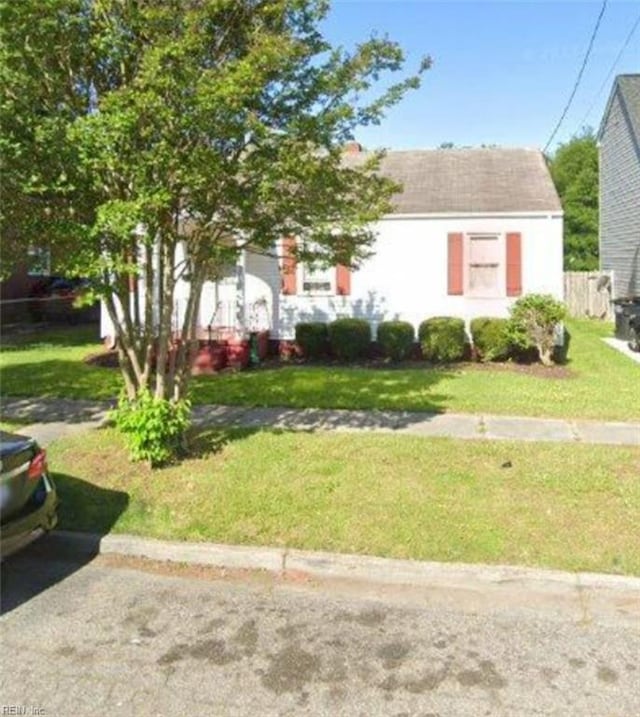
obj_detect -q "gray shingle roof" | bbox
[347,147,562,214]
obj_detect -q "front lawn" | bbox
[48,428,640,575]
[1,320,638,420]
[0,326,119,400]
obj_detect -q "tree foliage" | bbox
[548,129,599,271]
[0,0,94,274]
[2,0,429,411]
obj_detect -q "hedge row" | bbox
[294,317,480,363]
[293,296,567,365]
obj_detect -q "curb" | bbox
[49,530,640,594]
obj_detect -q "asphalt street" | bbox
[1,542,638,717]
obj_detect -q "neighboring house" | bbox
[1,249,99,325]
[101,147,564,342]
[598,74,640,301]
[0,248,51,324]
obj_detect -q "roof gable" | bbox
[598,74,640,143]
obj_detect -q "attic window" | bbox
[467,235,501,297]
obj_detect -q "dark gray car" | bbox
[0,431,58,558]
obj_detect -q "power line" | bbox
[543,0,608,154]
[578,10,640,129]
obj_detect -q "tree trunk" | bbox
[538,344,554,367]
[103,290,140,400]
[172,270,205,402]
[154,233,177,401]
[108,229,206,407]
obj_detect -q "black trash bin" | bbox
[613,299,640,341]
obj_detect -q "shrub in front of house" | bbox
[418,317,467,363]
[506,293,567,366]
[470,317,512,362]
[377,321,415,361]
[295,322,328,359]
[328,318,371,361]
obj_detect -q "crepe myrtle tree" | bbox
[2,0,429,440]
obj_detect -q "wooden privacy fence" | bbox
[563,271,613,321]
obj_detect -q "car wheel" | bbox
[628,326,640,353]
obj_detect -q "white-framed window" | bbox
[466,234,502,298]
[301,262,334,294]
[27,247,51,276]
[299,240,335,295]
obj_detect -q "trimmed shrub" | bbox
[506,294,567,366]
[418,317,467,363]
[295,322,328,359]
[328,318,371,361]
[112,390,191,467]
[377,321,415,361]
[470,317,512,362]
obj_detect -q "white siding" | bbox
[271,214,563,339]
[101,215,563,341]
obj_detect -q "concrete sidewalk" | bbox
[1,395,639,446]
[603,337,640,364]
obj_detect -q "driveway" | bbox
[1,542,638,716]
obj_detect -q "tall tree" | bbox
[2,0,428,409]
[0,0,94,275]
[548,128,599,271]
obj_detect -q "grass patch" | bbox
[0,419,30,432]
[1,320,638,420]
[192,320,639,420]
[48,427,640,576]
[0,326,120,400]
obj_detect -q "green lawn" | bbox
[0,420,30,432]
[1,320,638,420]
[0,326,119,400]
[48,427,640,575]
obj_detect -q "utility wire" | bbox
[578,10,640,129]
[543,0,608,154]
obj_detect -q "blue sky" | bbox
[320,0,640,153]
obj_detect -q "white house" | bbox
[102,147,564,342]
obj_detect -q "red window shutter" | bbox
[336,264,351,295]
[281,237,297,295]
[447,233,464,295]
[506,232,522,297]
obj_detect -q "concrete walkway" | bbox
[603,336,640,364]
[2,396,639,446]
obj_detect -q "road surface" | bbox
[1,543,638,716]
